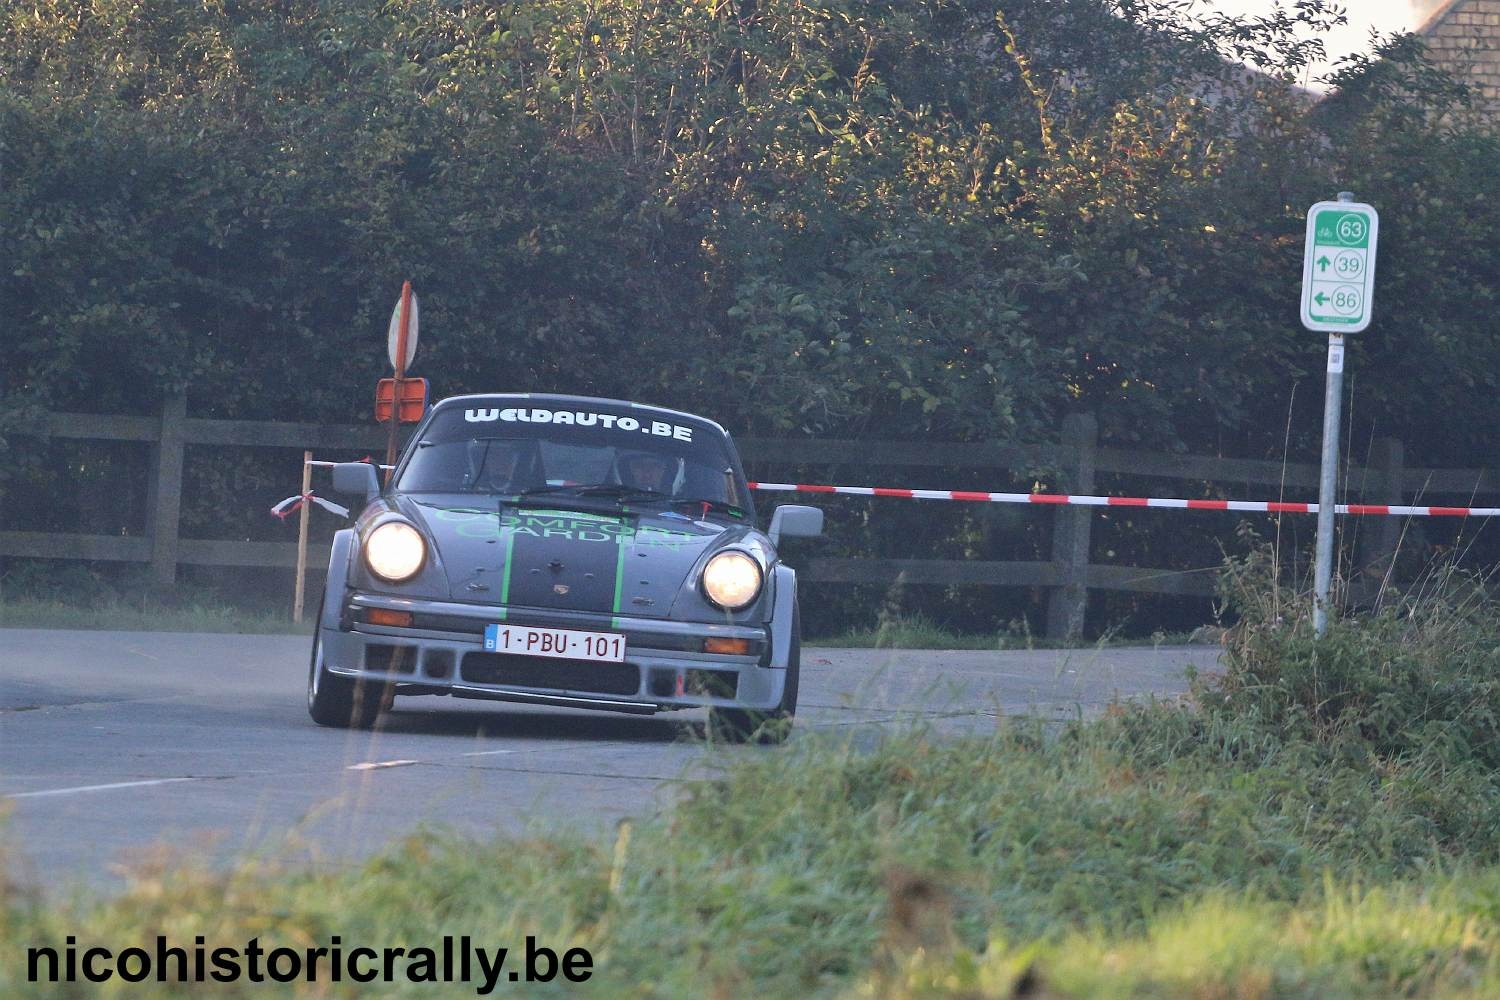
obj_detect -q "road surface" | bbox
[0,629,1214,894]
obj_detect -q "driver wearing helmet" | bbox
[466,439,533,493]
[618,451,674,494]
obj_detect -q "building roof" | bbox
[1415,1,1467,39]
[1413,0,1500,118]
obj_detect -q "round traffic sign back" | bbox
[387,292,420,370]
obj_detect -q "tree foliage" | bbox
[5,0,1491,457]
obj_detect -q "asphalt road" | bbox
[0,629,1215,894]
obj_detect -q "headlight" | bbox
[364,521,426,582]
[701,550,763,610]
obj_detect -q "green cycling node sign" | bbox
[1301,200,1379,333]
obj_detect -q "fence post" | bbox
[1352,436,1404,606]
[1045,413,1097,641]
[293,450,313,623]
[146,392,187,588]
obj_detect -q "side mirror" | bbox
[768,504,823,546]
[332,462,381,501]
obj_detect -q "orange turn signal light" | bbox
[367,609,413,627]
[702,637,750,655]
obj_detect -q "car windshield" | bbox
[396,403,746,508]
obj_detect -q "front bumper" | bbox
[319,592,792,713]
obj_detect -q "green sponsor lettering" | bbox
[454,520,500,539]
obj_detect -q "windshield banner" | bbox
[465,407,694,442]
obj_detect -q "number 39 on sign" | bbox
[1301,200,1379,333]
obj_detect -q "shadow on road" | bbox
[367,700,703,744]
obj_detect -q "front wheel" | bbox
[308,601,388,729]
[710,602,800,744]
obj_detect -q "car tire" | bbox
[307,599,387,729]
[710,601,800,744]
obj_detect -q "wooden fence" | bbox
[4,396,1487,638]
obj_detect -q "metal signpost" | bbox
[1301,193,1379,636]
[383,282,420,482]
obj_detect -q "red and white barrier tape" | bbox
[275,458,388,520]
[270,491,351,520]
[280,457,1496,519]
[747,482,1500,518]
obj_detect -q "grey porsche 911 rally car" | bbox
[309,393,822,740]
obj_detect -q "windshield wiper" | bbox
[577,486,746,516]
[576,484,670,500]
[498,484,671,507]
[501,483,658,499]
[505,484,592,497]
[503,483,743,516]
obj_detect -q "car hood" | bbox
[397,495,743,618]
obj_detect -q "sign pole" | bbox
[1313,332,1344,637]
[1303,188,1374,638]
[385,281,413,483]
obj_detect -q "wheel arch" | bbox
[766,562,798,670]
[319,528,358,631]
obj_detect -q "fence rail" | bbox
[5,395,1487,638]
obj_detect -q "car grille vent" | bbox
[460,653,640,697]
[685,669,739,698]
[364,643,418,674]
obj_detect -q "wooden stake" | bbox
[293,449,312,624]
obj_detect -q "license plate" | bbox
[482,624,626,663]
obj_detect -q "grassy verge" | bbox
[0,596,309,634]
[5,552,1500,996]
[808,612,1012,648]
[809,612,1199,649]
